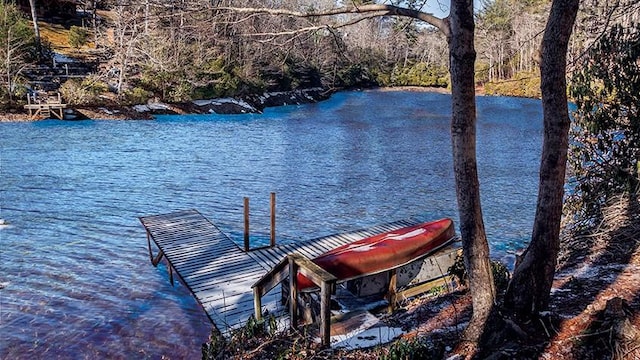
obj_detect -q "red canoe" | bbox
[296,218,456,290]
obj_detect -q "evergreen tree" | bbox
[568,23,640,224]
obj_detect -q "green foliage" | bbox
[202,313,280,360]
[201,329,225,360]
[0,2,34,51]
[138,56,274,103]
[448,253,468,286]
[121,86,152,105]
[567,23,640,224]
[483,70,541,98]
[381,338,444,360]
[140,69,187,102]
[334,63,378,89]
[390,62,449,88]
[491,259,511,293]
[479,0,514,32]
[59,76,108,105]
[448,253,511,293]
[68,26,89,49]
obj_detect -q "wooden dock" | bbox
[139,209,422,334]
[24,93,67,120]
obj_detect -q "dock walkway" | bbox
[140,209,420,334]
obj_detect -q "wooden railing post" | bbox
[320,279,334,346]
[270,192,276,247]
[243,197,250,251]
[253,287,262,321]
[288,256,299,328]
[252,256,290,323]
[253,253,337,347]
[387,268,398,313]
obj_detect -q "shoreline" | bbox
[0,86,481,123]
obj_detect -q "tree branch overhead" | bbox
[215,4,449,38]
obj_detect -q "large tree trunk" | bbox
[449,0,495,343]
[504,0,580,318]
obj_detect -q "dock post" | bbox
[320,280,333,347]
[270,192,276,247]
[387,268,398,313]
[288,256,299,328]
[244,197,250,251]
[253,287,262,321]
[26,94,32,118]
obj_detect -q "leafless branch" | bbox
[214,4,449,37]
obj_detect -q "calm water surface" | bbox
[0,90,543,358]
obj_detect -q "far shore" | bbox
[0,86,483,123]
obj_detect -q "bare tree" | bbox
[110,1,145,95]
[504,0,580,318]
[0,1,33,102]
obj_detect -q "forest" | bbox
[0,0,635,109]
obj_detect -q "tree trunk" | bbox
[449,0,495,343]
[28,0,41,60]
[504,0,579,318]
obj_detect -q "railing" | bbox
[251,239,461,346]
[252,253,337,347]
[24,92,66,120]
[243,192,277,252]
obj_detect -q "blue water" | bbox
[0,90,543,358]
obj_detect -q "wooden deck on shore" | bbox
[139,209,421,334]
[24,93,67,120]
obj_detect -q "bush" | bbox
[382,338,444,360]
[390,62,449,88]
[567,23,640,225]
[483,70,541,98]
[68,26,89,49]
[121,87,152,105]
[449,253,511,293]
[59,76,108,105]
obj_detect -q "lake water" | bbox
[0,90,543,358]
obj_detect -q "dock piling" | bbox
[270,192,276,247]
[243,193,277,252]
[244,197,250,252]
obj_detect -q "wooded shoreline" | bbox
[0,86,478,123]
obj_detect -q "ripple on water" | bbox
[0,90,542,358]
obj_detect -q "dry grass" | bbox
[39,22,96,57]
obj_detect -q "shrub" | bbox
[448,253,511,293]
[483,70,541,98]
[382,338,444,360]
[121,87,152,105]
[68,26,89,49]
[59,76,108,105]
[390,62,449,88]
